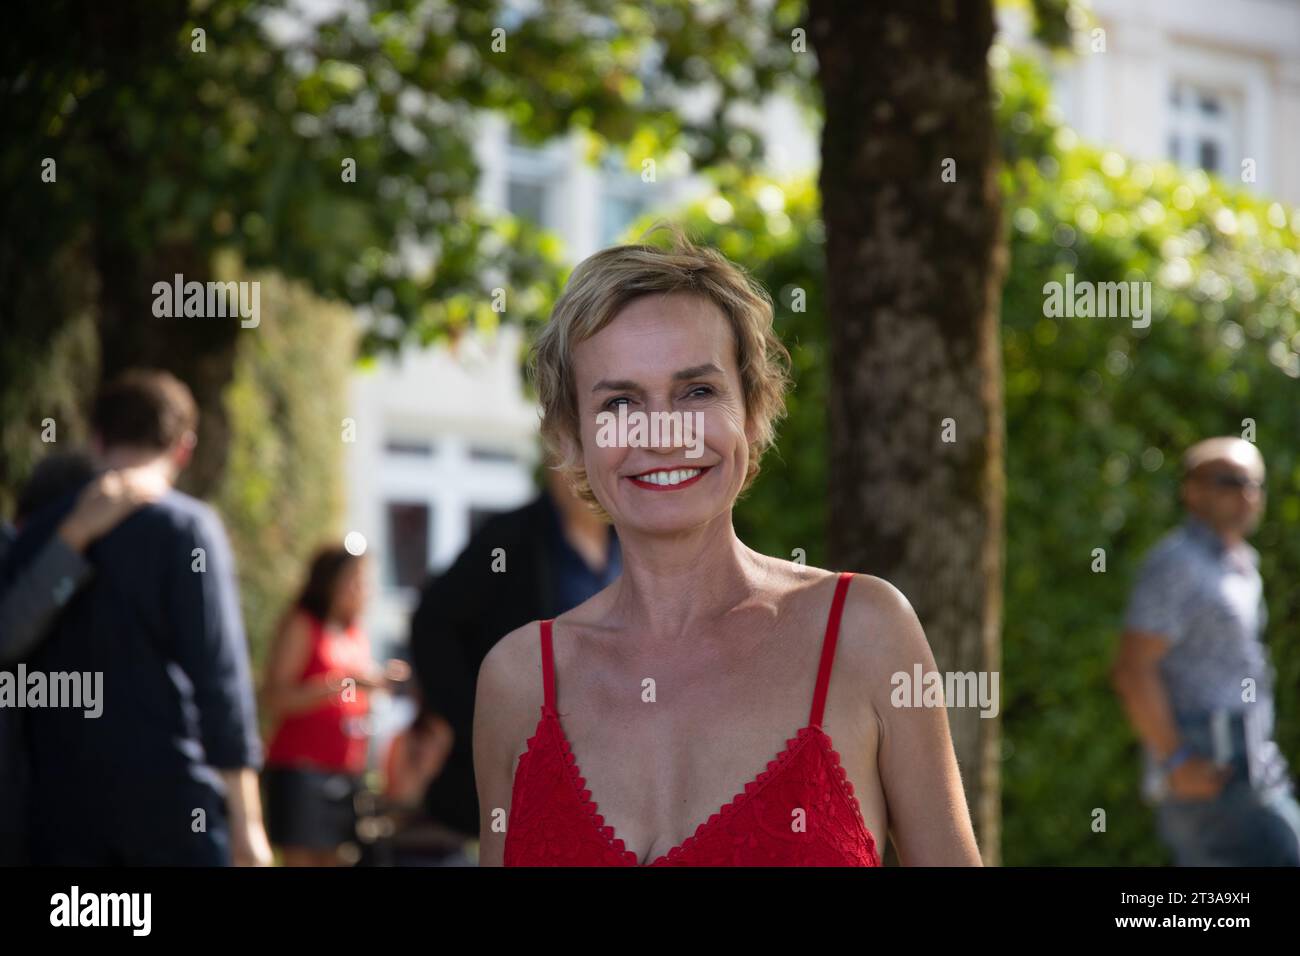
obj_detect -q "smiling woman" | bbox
[473,228,983,867]
[530,227,792,523]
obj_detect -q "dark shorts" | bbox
[264,765,363,851]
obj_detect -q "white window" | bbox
[374,428,535,594]
[505,128,562,229]
[1167,81,1239,177]
[384,500,432,590]
[601,191,647,246]
[599,153,649,245]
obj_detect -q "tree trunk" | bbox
[809,0,1007,865]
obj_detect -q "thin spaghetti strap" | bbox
[539,619,557,714]
[809,572,854,728]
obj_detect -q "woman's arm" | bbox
[260,611,345,721]
[1,468,163,665]
[853,576,984,866]
[473,641,514,866]
[472,623,540,866]
[0,533,93,665]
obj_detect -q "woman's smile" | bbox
[625,464,714,490]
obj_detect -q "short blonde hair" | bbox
[529,228,793,520]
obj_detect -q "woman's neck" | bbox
[604,515,767,646]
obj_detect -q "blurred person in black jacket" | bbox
[2,370,269,866]
[409,467,620,847]
[0,450,160,864]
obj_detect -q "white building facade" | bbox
[1030,0,1300,203]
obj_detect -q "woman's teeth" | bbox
[633,468,702,486]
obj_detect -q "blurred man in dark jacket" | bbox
[409,469,620,842]
[2,370,270,865]
[0,450,147,864]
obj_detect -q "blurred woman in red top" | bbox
[261,545,407,866]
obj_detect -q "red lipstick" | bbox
[626,465,713,491]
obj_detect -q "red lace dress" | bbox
[503,572,881,866]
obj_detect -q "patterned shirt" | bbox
[1124,516,1272,715]
[1124,515,1288,800]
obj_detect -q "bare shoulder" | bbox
[475,621,547,765]
[759,559,929,669]
[841,572,923,631]
[274,608,312,644]
[264,610,313,676]
[551,579,619,632]
[478,621,546,720]
[834,572,934,682]
[474,621,549,862]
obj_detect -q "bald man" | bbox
[1112,437,1300,865]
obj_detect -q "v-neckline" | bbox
[517,573,877,865]
[531,705,836,866]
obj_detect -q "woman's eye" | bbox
[604,396,632,409]
[687,385,715,398]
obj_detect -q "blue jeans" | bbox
[1156,780,1300,866]
[1153,709,1300,866]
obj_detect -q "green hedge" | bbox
[213,265,355,675]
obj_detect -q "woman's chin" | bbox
[611,501,730,537]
